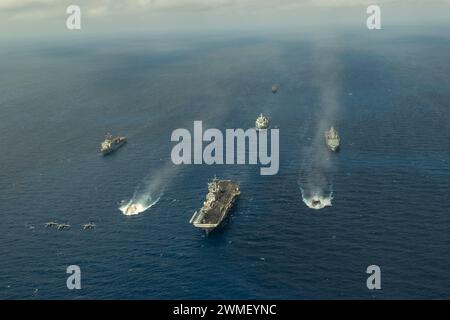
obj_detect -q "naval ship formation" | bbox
[96,82,343,233]
[190,178,240,234]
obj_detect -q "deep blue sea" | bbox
[1,28,449,299]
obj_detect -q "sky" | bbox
[0,0,449,38]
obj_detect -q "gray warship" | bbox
[100,134,127,155]
[325,126,340,152]
[255,114,270,130]
[189,178,240,234]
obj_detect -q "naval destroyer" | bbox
[255,114,270,130]
[325,126,340,152]
[189,178,240,234]
[100,134,127,155]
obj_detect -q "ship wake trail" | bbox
[119,189,161,216]
[298,152,334,210]
[119,163,177,216]
[298,41,341,210]
[300,186,333,210]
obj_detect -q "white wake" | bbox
[119,193,161,216]
[301,188,333,210]
[119,163,178,216]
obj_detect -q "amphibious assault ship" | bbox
[255,114,270,130]
[100,134,127,155]
[325,126,340,152]
[189,178,240,234]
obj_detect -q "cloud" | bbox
[0,0,389,18]
[1,0,448,32]
[308,0,390,6]
[87,4,111,17]
[0,0,57,11]
[127,0,237,10]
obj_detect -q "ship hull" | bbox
[191,197,238,234]
[101,139,127,155]
[325,127,340,152]
[325,138,340,152]
[327,144,340,152]
[190,180,240,234]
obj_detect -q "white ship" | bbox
[100,134,127,155]
[255,114,270,130]
[325,126,340,152]
[272,84,279,94]
[122,203,139,215]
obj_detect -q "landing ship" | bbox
[311,198,322,209]
[122,203,139,215]
[189,178,240,234]
[255,114,270,130]
[325,126,340,152]
[100,134,127,155]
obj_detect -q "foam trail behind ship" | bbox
[298,40,342,210]
[120,162,179,216]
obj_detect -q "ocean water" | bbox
[0,28,449,299]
